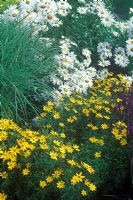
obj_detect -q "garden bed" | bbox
[0,0,133,200]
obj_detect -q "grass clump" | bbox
[0,19,57,122]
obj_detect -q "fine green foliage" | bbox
[0,0,20,12]
[0,19,57,122]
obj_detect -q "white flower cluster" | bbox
[77,0,133,33]
[2,0,71,34]
[114,47,129,68]
[51,37,96,99]
[95,0,115,28]
[77,0,115,27]
[97,42,112,67]
[78,0,133,32]
[97,42,130,68]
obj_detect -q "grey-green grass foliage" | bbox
[0,19,57,122]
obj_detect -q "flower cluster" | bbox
[112,121,127,146]
[0,118,97,199]
[76,0,133,71]
[2,0,71,34]
[97,42,130,68]
[0,74,130,199]
[51,37,96,99]
[39,73,131,146]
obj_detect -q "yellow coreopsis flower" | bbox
[49,151,58,160]
[0,131,8,142]
[52,168,63,179]
[71,172,85,185]
[0,172,7,179]
[22,168,30,176]
[67,117,75,123]
[60,133,66,138]
[81,189,87,196]
[46,176,53,183]
[120,139,127,146]
[56,181,65,189]
[7,161,17,170]
[59,123,65,127]
[95,151,102,158]
[89,183,96,191]
[53,112,61,119]
[101,123,109,129]
[0,192,7,200]
[39,180,47,188]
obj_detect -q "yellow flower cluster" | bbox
[71,172,85,185]
[89,137,105,146]
[112,121,127,146]
[0,74,130,199]
[0,119,95,198]
[39,73,129,148]
[39,168,63,188]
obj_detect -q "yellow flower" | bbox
[71,172,85,185]
[22,168,30,176]
[67,117,75,123]
[40,143,49,150]
[95,151,102,158]
[50,130,58,136]
[69,97,76,103]
[66,145,73,153]
[60,133,66,138]
[73,144,80,151]
[46,176,53,183]
[7,161,17,170]
[96,113,103,118]
[81,189,87,196]
[89,183,96,191]
[81,162,95,174]
[52,168,63,179]
[116,98,122,103]
[47,101,54,107]
[120,139,127,146]
[53,112,61,119]
[0,172,8,179]
[0,131,8,142]
[104,115,110,120]
[24,150,31,158]
[0,192,7,200]
[87,124,98,130]
[89,137,97,143]
[39,180,47,188]
[49,151,58,160]
[82,109,90,116]
[84,179,91,187]
[39,135,46,143]
[59,123,65,127]
[53,140,61,146]
[101,124,109,129]
[56,181,65,189]
[67,159,76,166]
[98,139,105,146]
[40,112,46,117]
